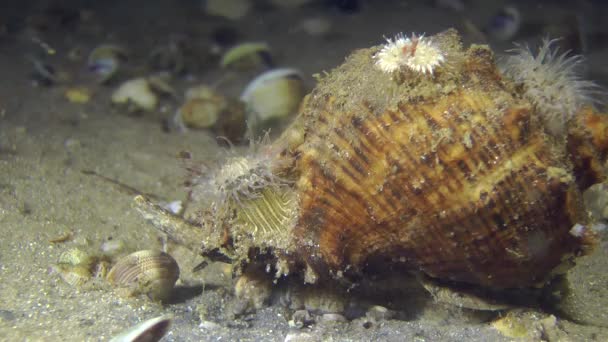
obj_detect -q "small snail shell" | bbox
[107,250,180,302]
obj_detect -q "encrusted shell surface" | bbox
[281,30,604,288]
[153,29,608,291]
[107,250,180,301]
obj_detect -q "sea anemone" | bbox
[502,38,602,135]
[188,134,292,229]
[374,33,445,75]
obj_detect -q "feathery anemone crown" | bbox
[374,33,445,75]
[502,38,602,134]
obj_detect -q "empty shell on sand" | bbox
[174,85,247,139]
[87,44,128,83]
[107,250,180,302]
[240,68,305,132]
[111,78,158,113]
[53,248,97,286]
[220,42,273,70]
[109,315,171,342]
[176,85,226,129]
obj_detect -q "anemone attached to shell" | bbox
[188,133,292,230]
[502,38,603,135]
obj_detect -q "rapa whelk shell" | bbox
[139,29,608,296]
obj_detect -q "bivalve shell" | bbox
[111,78,158,113]
[53,248,97,286]
[240,68,305,132]
[107,250,180,301]
[87,44,128,83]
[221,42,273,70]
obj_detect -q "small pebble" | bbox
[284,332,315,342]
[199,320,222,331]
[318,313,347,324]
[0,309,16,322]
[365,305,394,322]
[100,239,125,255]
[289,309,312,329]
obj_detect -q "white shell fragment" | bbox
[111,78,158,112]
[240,68,305,123]
[109,315,172,342]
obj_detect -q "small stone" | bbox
[289,310,312,329]
[0,309,16,322]
[318,313,347,324]
[365,305,394,322]
[284,332,315,342]
[199,320,222,331]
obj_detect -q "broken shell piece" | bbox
[59,248,95,266]
[220,42,273,70]
[54,264,93,286]
[109,315,171,342]
[87,44,128,83]
[111,78,158,113]
[107,250,180,302]
[240,68,305,130]
[53,248,97,286]
[204,0,251,21]
[233,268,273,314]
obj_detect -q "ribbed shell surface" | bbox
[291,86,585,288]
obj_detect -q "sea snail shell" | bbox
[159,29,608,291]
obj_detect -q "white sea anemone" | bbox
[502,38,602,134]
[189,134,291,227]
[374,33,445,75]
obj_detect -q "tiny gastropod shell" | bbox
[107,250,180,302]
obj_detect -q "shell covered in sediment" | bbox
[189,29,607,289]
[107,250,180,301]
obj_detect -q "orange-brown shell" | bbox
[277,29,605,289]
